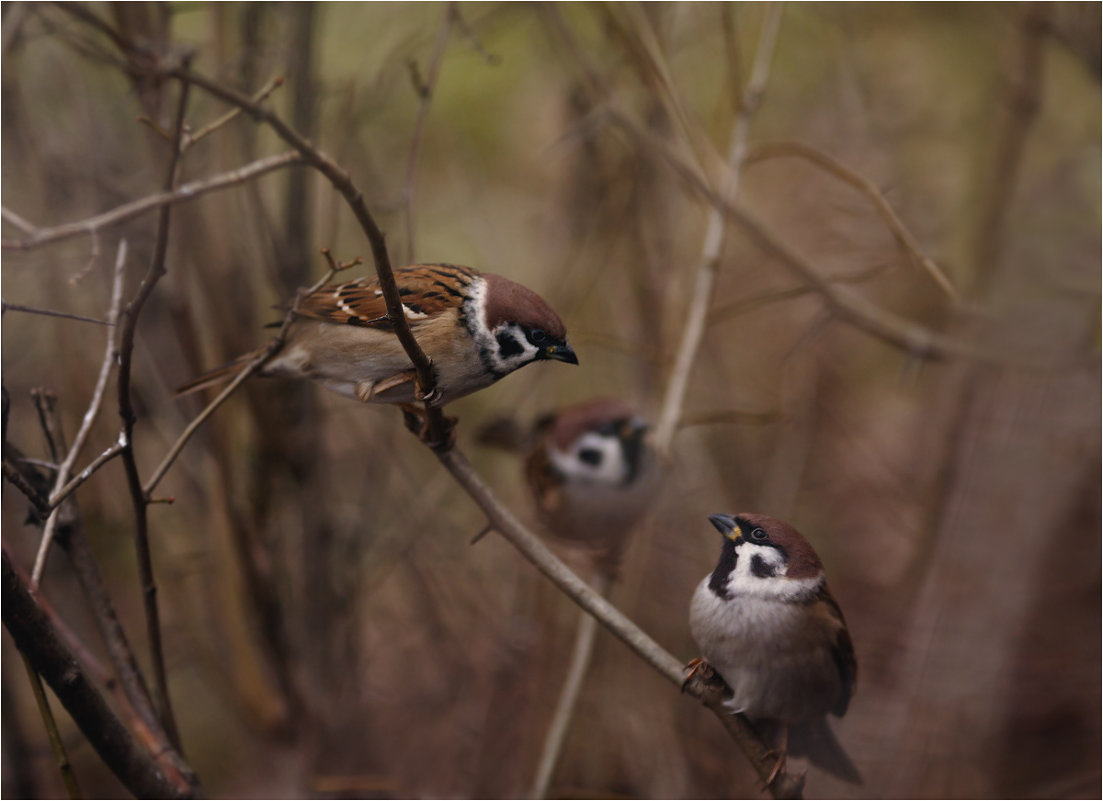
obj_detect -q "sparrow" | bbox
[177,263,578,411]
[688,513,860,784]
[521,398,657,576]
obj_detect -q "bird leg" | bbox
[357,370,418,403]
[757,723,791,788]
[398,404,457,450]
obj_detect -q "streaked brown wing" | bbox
[819,582,857,717]
[293,264,478,329]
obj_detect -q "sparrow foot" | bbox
[399,404,457,451]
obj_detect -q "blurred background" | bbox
[2,2,1099,798]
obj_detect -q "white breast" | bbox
[689,564,843,722]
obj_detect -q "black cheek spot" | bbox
[750,554,776,579]
[578,448,603,466]
[496,332,524,358]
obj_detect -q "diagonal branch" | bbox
[436,448,804,799]
[32,240,128,585]
[3,551,198,798]
[166,63,451,446]
[744,140,958,300]
[2,151,301,251]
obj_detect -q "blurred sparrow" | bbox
[688,513,860,784]
[177,263,578,411]
[522,398,656,575]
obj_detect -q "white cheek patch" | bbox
[549,432,628,486]
[725,543,822,601]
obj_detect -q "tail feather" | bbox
[789,718,862,785]
[175,350,263,397]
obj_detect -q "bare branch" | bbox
[744,140,958,300]
[33,240,127,585]
[166,62,452,446]
[143,254,349,496]
[185,74,285,149]
[20,654,82,797]
[115,75,192,750]
[1,300,111,326]
[3,552,198,798]
[652,3,784,457]
[2,151,301,251]
[531,572,611,799]
[20,397,196,795]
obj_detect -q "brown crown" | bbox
[482,273,566,339]
[737,513,824,580]
[543,398,637,451]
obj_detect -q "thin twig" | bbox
[744,140,958,300]
[1,205,35,234]
[1,151,301,251]
[530,571,611,799]
[1,301,111,326]
[143,257,345,496]
[403,3,455,262]
[33,240,127,585]
[20,654,81,798]
[45,438,126,514]
[185,74,285,150]
[707,263,890,326]
[652,3,784,457]
[115,74,191,750]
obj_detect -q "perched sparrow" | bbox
[688,513,860,784]
[522,398,656,575]
[177,264,578,408]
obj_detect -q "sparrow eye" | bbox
[750,527,768,541]
[528,328,549,346]
[577,447,603,466]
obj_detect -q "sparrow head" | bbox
[522,399,657,565]
[468,273,578,378]
[538,398,650,488]
[705,513,825,602]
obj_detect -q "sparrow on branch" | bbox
[688,512,861,785]
[178,263,578,433]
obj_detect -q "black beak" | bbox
[708,513,738,535]
[545,342,579,365]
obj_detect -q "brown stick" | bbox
[2,151,301,251]
[114,73,191,750]
[3,552,198,798]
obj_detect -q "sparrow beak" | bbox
[545,342,579,365]
[708,513,739,538]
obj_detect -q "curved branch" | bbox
[165,63,451,446]
[744,140,958,300]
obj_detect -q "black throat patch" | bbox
[708,538,739,600]
[750,553,778,579]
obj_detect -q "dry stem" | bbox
[652,4,783,457]
[32,240,128,584]
[2,151,301,251]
